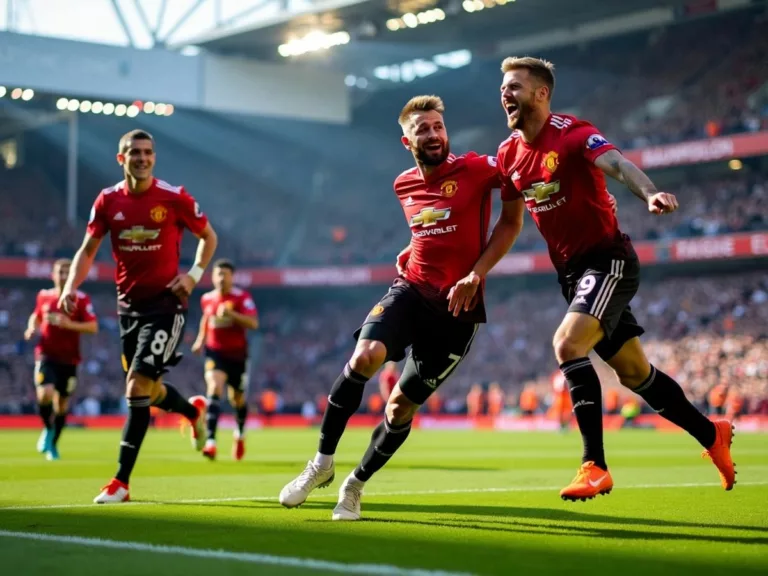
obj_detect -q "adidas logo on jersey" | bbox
[114,212,125,221]
[405,196,414,206]
[511,171,521,182]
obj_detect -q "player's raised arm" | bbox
[447,198,525,316]
[593,149,679,215]
[59,233,102,314]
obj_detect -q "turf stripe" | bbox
[1,480,766,511]
[0,530,473,576]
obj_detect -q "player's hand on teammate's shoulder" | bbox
[167,273,197,299]
[447,271,482,317]
[647,192,679,215]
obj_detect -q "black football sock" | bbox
[317,364,368,456]
[354,417,413,482]
[115,396,151,485]
[235,404,248,437]
[39,403,53,430]
[205,394,220,441]
[633,365,716,448]
[561,358,607,470]
[53,413,67,447]
[155,384,198,421]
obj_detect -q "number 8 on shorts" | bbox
[119,313,187,380]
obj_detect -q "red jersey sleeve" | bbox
[78,293,97,322]
[468,154,502,191]
[176,188,209,236]
[238,293,258,317]
[567,121,617,164]
[86,192,109,238]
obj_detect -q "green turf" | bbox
[0,428,766,576]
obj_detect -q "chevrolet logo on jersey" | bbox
[119,226,161,243]
[522,181,561,204]
[409,207,451,228]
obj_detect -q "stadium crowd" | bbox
[1,271,765,418]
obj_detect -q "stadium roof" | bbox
[170,0,690,64]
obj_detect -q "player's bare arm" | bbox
[218,306,259,330]
[448,198,525,316]
[48,314,98,335]
[59,234,103,313]
[24,312,40,340]
[167,222,218,298]
[594,149,679,215]
[191,313,208,355]
[395,244,412,276]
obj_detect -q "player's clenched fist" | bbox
[57,288,77,315]
[648,192,678,215]
[167,273,197,298]
[447,271,482,317]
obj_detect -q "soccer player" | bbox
[24,258,98,460]
[59,129,218,503]
[191,259,258,461]
[486,56,734,500]
[279,95,525,520]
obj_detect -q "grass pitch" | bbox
[1,427,766,576]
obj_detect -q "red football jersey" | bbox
[201,288,257,359]
[34,288,96,364]
[497,114,631,271]
[396,152,499,322]
[86,178,208,315]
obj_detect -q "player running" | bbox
[279,95,525,520]
[24,258,98,460]
[59,129,218,503]
[191,259,258,461]
[480,56,734,500]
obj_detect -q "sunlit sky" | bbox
[0,0,311,49]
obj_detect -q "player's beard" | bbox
[507,95,535,131]
[414,138,450,166]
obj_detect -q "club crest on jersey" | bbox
[542,151,559,174]
[409,207,451,228]
[586,134,609,151]
[522,181,561,204]
[150,205,168,223]
[440,180,458,198]
[370,305,385,317]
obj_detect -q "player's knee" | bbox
[553,335,589,363]
[385,396,418,426]
[38,387,54,403]
[126,373,155,398]
[54,396,69,414]
[349,340,387,377]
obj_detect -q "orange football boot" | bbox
[560,461,613,501]
[702,420,736,490]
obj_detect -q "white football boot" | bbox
[332,478,363,521]
[93,479,130,504]
[279,460,335,508]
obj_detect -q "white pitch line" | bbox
[0,530,472,576]
[1,480,766,512]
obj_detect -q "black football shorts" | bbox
[204,349,249,393]
[355,280,479,405]
[34,361,78,398]
[561,256,645,361]
[119,312,186,380]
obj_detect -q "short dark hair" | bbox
[500,56,556,100]
[53,258,71,269]
[213,259,235,272]
[118,129,154,154]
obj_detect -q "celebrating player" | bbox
[488,57,734,500]
[279,95,525,520]
[191,259,258,461]
[59,129,218,503]
[24,258,98,460]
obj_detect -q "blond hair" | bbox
[398,95,445,127]
[500,56,555,99]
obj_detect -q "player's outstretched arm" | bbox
[59,234,102,313]
[191,314,207,355]
[594,150,679,215]
[447,199,525,316]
